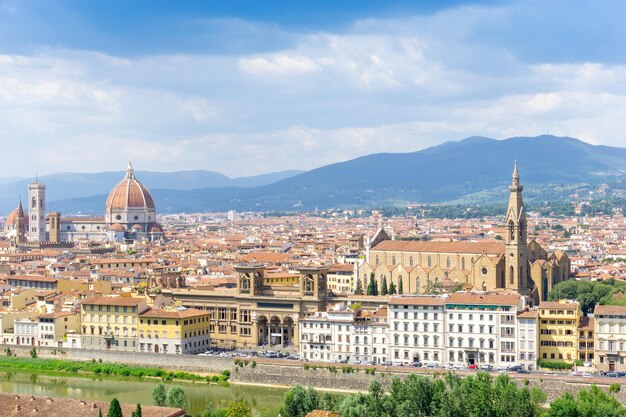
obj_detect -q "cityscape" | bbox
[2,1,626,417]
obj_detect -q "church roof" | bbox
[371,240,505,255]
[105,162,155,211]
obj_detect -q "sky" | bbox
[1,0,626,177]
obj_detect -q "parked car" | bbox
[507,365,523,372]
[426,362,439,369]
[516,369,530,374]
[337,358,348,364]
[411,361,423,368]
[606,371,620,378]
[479,364,493,371]
[468,364,479,369]
[453,364,465,370]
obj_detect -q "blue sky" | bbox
[1,0,625,176]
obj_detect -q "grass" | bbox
[0,356,230,384]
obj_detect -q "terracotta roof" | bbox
[389,295,446,306]
[517,310,538,319]
[594,305,626,315]
[539,301,580,310]
[5,275,57,283]
[305,411,341,417]
[82,296,145,307]
[0,393,185,417]
[105,164,155,210]
[447,292,521,306]
[372,240,505,255]
[140,307,208,319]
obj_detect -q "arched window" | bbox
[509,265,514,285]
[375,255,379,266]
[509,221,515,241]
[461,258,466,270]
[392,255,396,265]
[428,256,432,268]
[482,282,487,291]
[446,257,451,268]
[409,256,414,267]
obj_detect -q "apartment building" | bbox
[594,305,626,372]
[300,307,354,362]
[578,316,594,364]
[80,296,148,351]
[445,293,523,368]
[37,311,80,347]
[138,307,210,354]
[538,300,581,362]
[388,295,446,364]
[517,310,538,370]
[352,306,388,364]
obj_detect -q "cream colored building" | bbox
[594,305,626,372]
[357,164,570,303]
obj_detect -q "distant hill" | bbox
[23,135,626,214]
[0,169,302,214]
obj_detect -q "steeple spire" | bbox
[512,160,519,181]
[125,161,135,179]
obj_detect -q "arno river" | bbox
[0,370,286,417]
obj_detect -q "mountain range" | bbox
[3,135,626,215]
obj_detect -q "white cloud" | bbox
[1,4,626,178]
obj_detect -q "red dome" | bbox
[105,162,155,211]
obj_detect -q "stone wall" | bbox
[3,344,626,404]
[1,344,233,373]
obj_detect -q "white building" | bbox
[444,292,523,368]
[300,307,354,362]
[14,318,38,346]
[389,295,446,365]
[517,310,538,370]
[594,305,626,372]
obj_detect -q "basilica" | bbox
[4,162,164,244]
[356,163,570,302]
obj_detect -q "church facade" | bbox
[4,163,164,244]
[356,163,570,302]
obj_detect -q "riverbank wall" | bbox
[2,344,625,403]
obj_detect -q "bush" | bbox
[251,361,257,369]
[30,348,37,359]
[537,360,573,370]
[610,383,621,394]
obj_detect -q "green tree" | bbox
[107,398,123,417]
[131,403,142,417]
[381,276,389,295]
[166,386,186,409]
[98,409,103,417]
[388,281,397,295]
[152,382,167,406]
[398,277,404,294]
[354,277,363,295]
[280,385,319,417]
[226,401,250,417]
[200,403,226,417]
[320,392,335,410]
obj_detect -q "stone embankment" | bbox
[2,345,625,403]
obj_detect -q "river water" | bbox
[0,370,285,417]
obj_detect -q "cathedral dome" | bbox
[105,162,155,211]
[5,202,27,227]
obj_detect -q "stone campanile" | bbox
[28,178,47,242]
[505,161,528,292]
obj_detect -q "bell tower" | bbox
[28,177,47,242]
[505,161,528,292]
[299,266,328,299]
[236,264,264,296]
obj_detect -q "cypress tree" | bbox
[107,399,123,417]
[131,403,142,417]
[381,276,388,295]
[398,278,404,294]
[354,278,363,295]
[388,281,397,295]
[372,277,379,296]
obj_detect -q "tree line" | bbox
[279,372,626,417]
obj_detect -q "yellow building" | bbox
[138,307,210,354]
[538,300,581,363]
[80,296,147,351]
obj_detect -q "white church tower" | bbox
[28,178,47,242]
